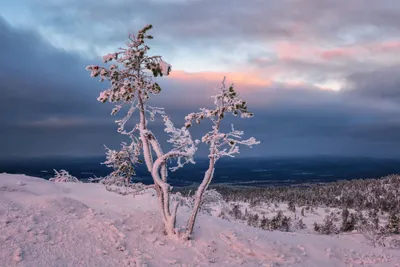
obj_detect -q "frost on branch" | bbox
[184,77,259,238]
[185,77,260,161]
[147,106,166,122]
[101,175,148,196]
[101,139,151,196]
[163,115,199,172]
[85,24,171,135]
[86,24,260,239]
[103,138,141,185]
[49,169,80,183]
[86,25,180,235]
[173,189,225,215]
[204,124,259,159]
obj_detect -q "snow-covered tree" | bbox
[288,200,296,213]
[230,204,242,220]
[314,214,339,235]
[387,213,400,234]
[86,25,259,239]
[172,188,225,215]
[49,169,80,183]
[183,77,259,236]
[103,140,139,186]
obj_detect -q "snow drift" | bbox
[1,173,400,267]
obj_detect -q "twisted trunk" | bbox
[152,151,191,236]
[185,119,221,239]
[136,80,182,235]
[185,160,215,238]
[137,88,168,224]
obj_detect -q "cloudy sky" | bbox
[1,0,400,159]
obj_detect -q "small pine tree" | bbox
[342,208,349,222]
[313,222,320,232]
[315,214,338,235]
[49,169,80,183]
[270,212,280,230]
[373,213,379,230]
[297,218,306,229]
[269,211,291,232]
[260,216,268,230]
[246,214,252,226]
[387,213,400,234]
[356,210,366,227]
[341,208,356,232]
[288,201,296,213]
[253,214,259,227]
[281,216,291,232]
[231,204,242,220]
[86,25,259,239]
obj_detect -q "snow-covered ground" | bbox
[1,173,400,267]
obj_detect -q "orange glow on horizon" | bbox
[169,70,273,87]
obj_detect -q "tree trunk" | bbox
[185,165,215,238]
[151,151,190,237]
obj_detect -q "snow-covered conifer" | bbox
[387,213,400,234]
[86,25,258,239]
[183,78,259,238]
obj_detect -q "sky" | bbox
[1,0,400,159]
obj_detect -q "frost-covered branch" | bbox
[49,169,80,183]
[163,115,199,172]
[86,26,260,240]
[185,78,259,162]
[184,77,260,238]
[103,137,142,185]
[206,124,259,159]
[85,24,171,136]
[86,25,180,235]
[147,106,166,122]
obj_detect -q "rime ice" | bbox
[85,25,258,239]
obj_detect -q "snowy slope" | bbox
[1,173,400,267]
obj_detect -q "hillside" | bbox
[1,173,400,267]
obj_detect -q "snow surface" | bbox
[1,173,400,267]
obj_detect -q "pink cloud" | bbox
[320,40,400,60]
[275,42,306,60]
[369,41,400,53]
[320,48,359,60]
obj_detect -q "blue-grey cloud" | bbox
[10,0,400,43]
[346,67,400,100]
[1,15,400,160]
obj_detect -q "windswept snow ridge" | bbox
[1,174,400,267]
